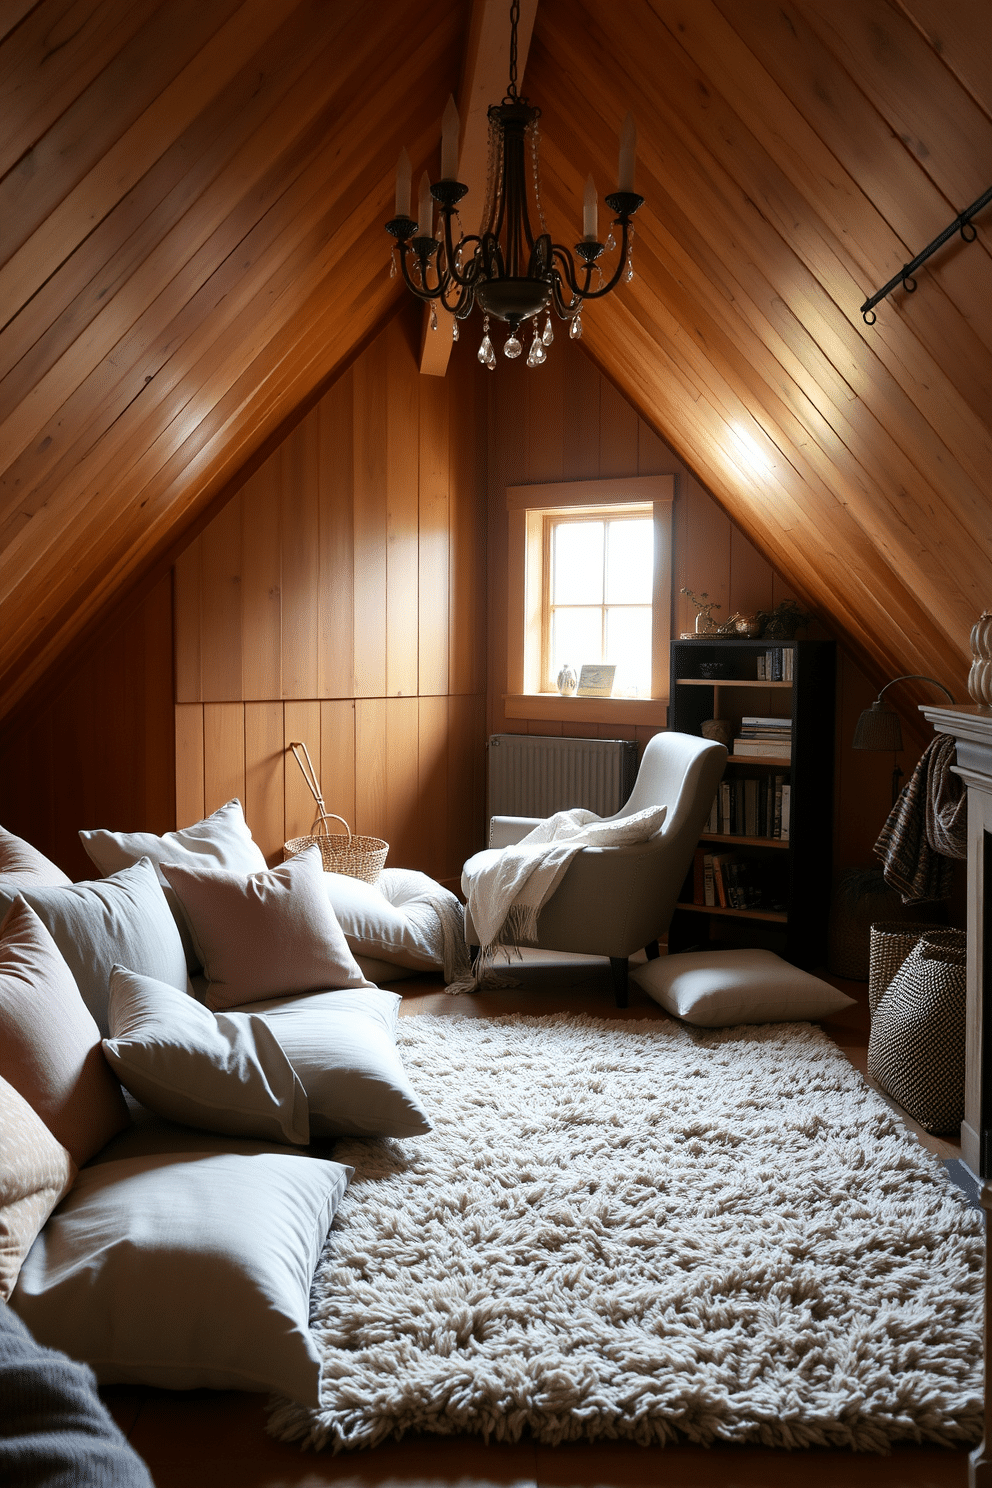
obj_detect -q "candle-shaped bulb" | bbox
[583,175,598,241]
[395,148,412,218]
[618,112,636,193]
[441,95,460,181]
[417,171,433,237]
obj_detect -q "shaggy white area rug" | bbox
[268,1013,984,1453]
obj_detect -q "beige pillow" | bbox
[10,1147,350,1403]
[79,799,268,973]
[0,1075,76,1301]
[103,968,309,1146]
[0,826,71,886]
[162,847,373,1011]
[630,948,856,1027]
[0,899,129,1165]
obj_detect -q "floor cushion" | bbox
[10,1146,351,1404]
[0,1075,76,1302]
[103,969,309,1146]
[79,799,267,973]
[162,847,372,1010]
[630,948,855,1026]
[326,867,463,978]
[238,986,432,1138]
[0,859,190,1037]
[0,899,128,1165]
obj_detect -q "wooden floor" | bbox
[100,956,974,1487]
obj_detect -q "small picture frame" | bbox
[576,663,616,698]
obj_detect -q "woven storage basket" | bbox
[282,742,388,885]
[868,921,962,1017]
[867,929,967,1135]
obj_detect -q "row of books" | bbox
[704,773,791,839]
[690,849,788,912]
[731,713,792,761]
[755,648,793,681]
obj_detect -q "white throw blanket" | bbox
[461,804,668,970]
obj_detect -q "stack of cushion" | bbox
[0,807,434,1405]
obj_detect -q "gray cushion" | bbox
[630,948,855,1027]
[10,1146,350,1404]
[0,859,190,1037]
[103,969,309,1146]
[238,986,432,1138]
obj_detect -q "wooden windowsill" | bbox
[503,694,668,726]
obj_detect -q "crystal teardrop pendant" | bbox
[389,248,397,279]
[569,313,583,340]
[430,305,438,331]
[477,333,496,369]
[504,334,522,358]
[526,327,546,367]
[541,314,554,346]
[452,319,459,342]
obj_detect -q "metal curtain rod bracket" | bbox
[860,184,992,324]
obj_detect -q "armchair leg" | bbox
[610,957,629,1009]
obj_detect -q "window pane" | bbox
[550,607,603,683]
[605,518,653,604]
[606,606,652,697]
[552,522,604,606]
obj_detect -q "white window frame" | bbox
[506,476,674,708]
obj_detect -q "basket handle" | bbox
[311,812,352,842]
[288,742,327,815]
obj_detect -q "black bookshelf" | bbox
[668,636,836,969]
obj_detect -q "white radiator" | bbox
[487,734,639,821]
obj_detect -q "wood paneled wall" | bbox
[0,574,175,880]
[487,335,906,868]
[173,308,487,884]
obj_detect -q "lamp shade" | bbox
[852,701,904,752]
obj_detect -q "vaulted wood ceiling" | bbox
[1,0,989,723]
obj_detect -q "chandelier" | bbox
[385,0,643,369]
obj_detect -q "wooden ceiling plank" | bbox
[0,0,301,308]
[0,0,250,264]
[0,0,160,180]
[536,10,992,527]
[419,0,538,377]
[800,0,992,209]
[0,0,378,404]
[0,3,460,517]
[894,0,992,121]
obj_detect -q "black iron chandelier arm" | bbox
[394,239,447,304]
[553,220,634,302]
[437,215,486,291]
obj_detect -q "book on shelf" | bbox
[719,779,732,835]
[706,795,719,834]
[755,648,794,681]
[732,740,792,759]
[743,777,759,837]
[780,782,791,841]
[702,852,716,906]
[709,850,736,908]
[741,714,791,728]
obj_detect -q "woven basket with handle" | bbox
[282,742,388,884]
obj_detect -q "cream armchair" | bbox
[462,731,728,1007]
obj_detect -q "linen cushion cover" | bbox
[0,858,190,1037]
[237,986,432,1138]
[0,899,128,1165]
[0,826,71,887]
[79,799,267,972]
[325,868,452,973]
[162,846,372,1011]
[103,968,309,1146]
[0,1075,76,1301]
[630,947,855,1027]
[10,1147,350,1404]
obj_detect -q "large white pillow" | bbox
[324,868,450,973]
[79,799,267,973]
[10,1147,350,1403]
[0,859,190,1037]
[239,986,432,1138]
[103,969,309,1146]
[0,1075,76,1302]
[630,948,855,1027]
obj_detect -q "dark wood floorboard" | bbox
[100,958,972,1487]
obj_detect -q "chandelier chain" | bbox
[506,0,520,100]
